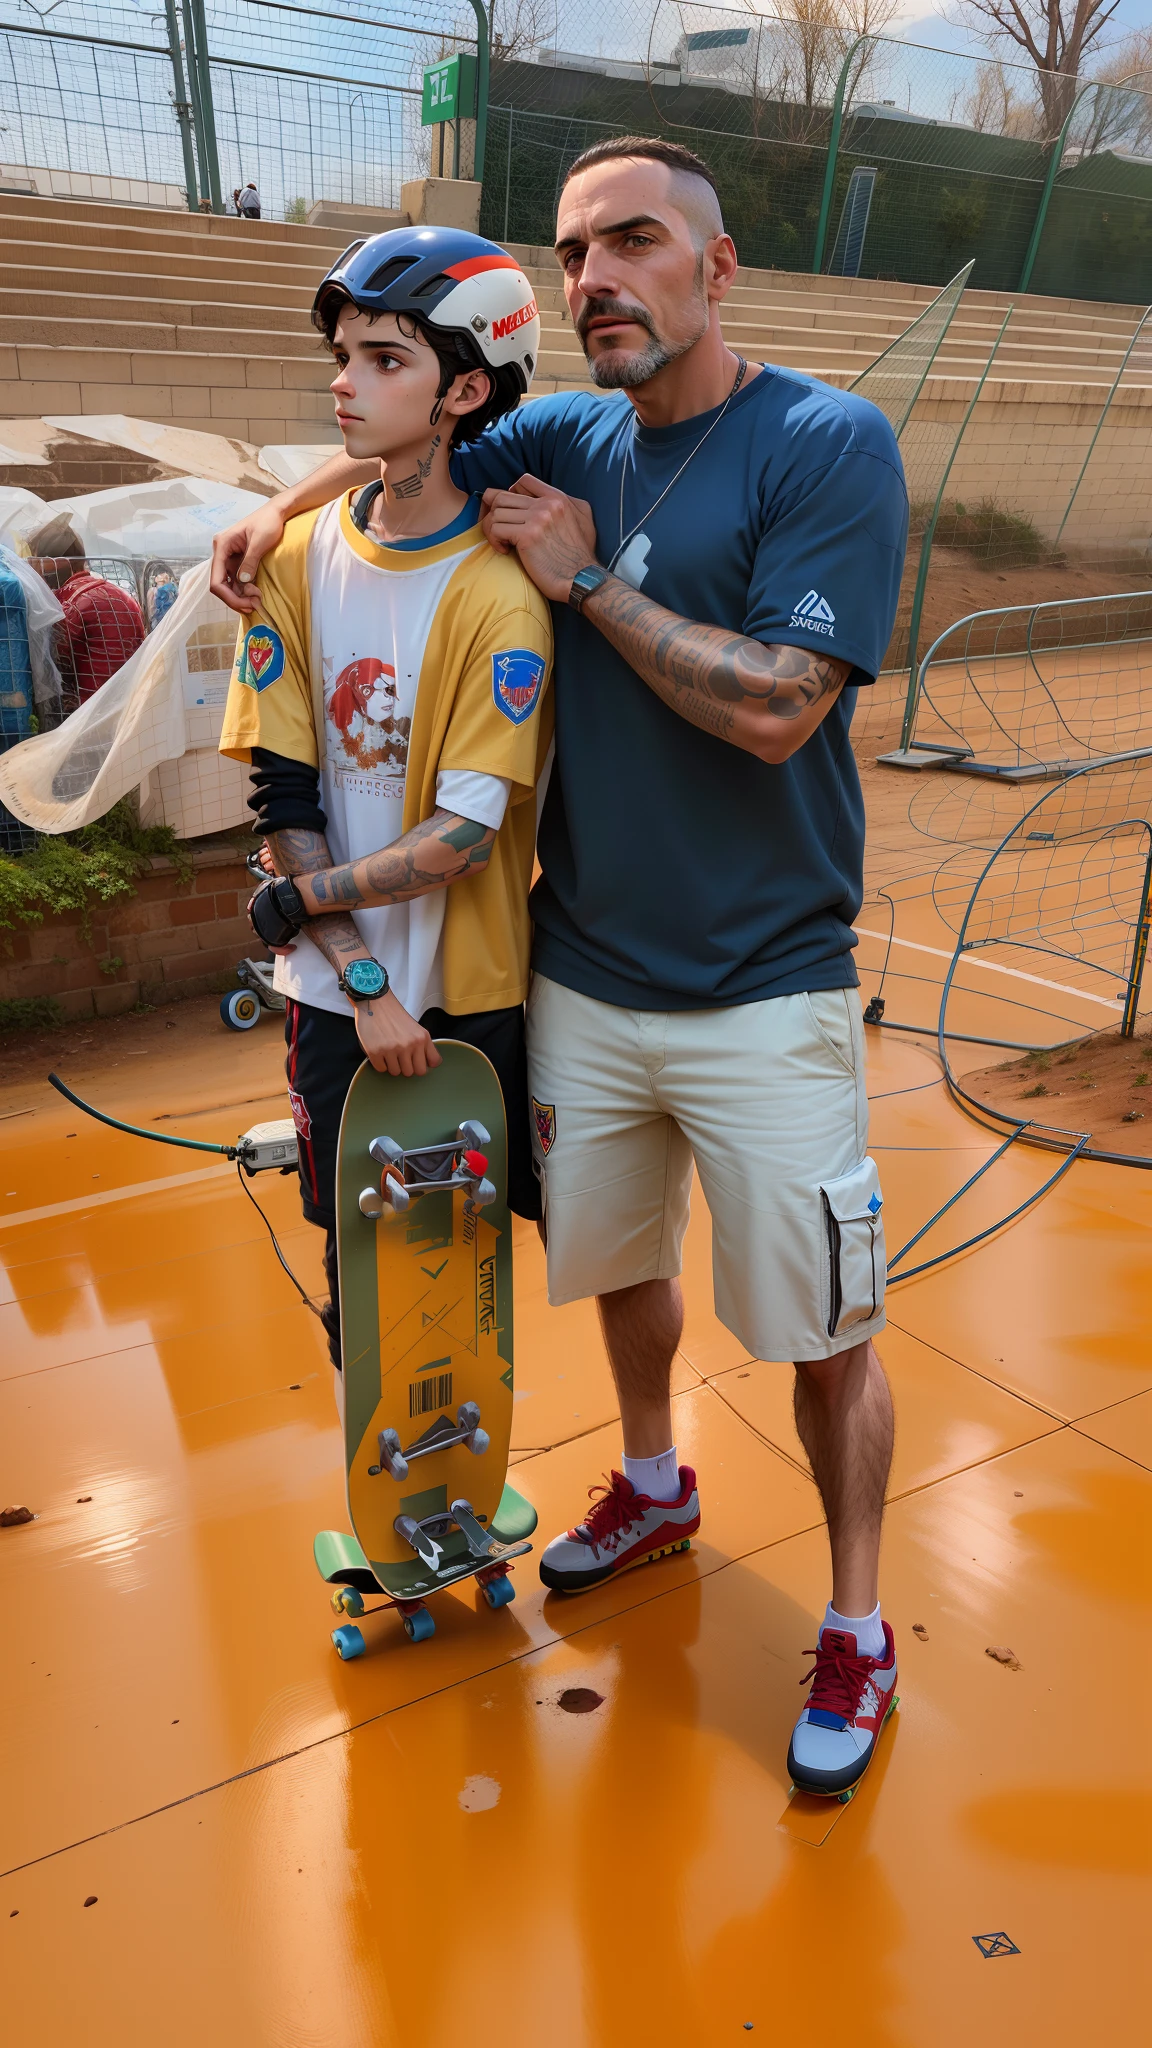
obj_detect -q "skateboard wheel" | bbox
[331,1624,366,1660]
[402,1608,435,1642]
[220,989,261,1030]
[331,1586,365,1618]
[482,1574,515,1609]
[468,1428,490,1458]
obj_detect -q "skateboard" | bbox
[314,1040,537,1657]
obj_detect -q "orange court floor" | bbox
[1,915,1150,2044]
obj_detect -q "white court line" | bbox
[0,1163,232,1233]
[855,928,1122,1011]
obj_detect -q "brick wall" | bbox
[0,844,270,1020]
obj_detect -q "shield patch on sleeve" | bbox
[531,1096,556,1155]
[492,647,545,724]
[240,625,285,692]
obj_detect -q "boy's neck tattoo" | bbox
[390,434,441,501]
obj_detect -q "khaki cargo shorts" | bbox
[526,976,886,1364]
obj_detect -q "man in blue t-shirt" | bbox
[210,137,909,1803]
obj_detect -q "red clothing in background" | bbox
[58,571,145,701]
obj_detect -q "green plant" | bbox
[928,499,1052,568]
[936,186,988,249]
[98,955,124,977]
[0,801,192,950]
[1023,1082,1048,1098]
[0,995,63,1032]
[284,196,308,223]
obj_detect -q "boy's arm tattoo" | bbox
[298,808,497,916]
[580,577,851,760]
[264,826,372,972]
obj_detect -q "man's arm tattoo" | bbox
[265,826,372,973]
[583,577,850,755]
[304,809,496,915]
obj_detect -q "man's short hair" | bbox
[562,135,721,210]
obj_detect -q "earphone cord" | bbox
[609,355,748,572]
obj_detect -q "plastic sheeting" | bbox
[0,544,64,723]
[0,562,246,836]
[0,487,49,550]
[38,477,270,565]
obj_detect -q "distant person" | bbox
[0,551,35,851]
[29,517,146,708]
[238,182,261,220]
[232,186,243,216]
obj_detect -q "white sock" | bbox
[821,1600,885,1659]
[622,1447,681,1503]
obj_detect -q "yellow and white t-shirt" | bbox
[219,491,553,1020]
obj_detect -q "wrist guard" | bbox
[248,875,307,948]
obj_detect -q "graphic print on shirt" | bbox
[325,652,411,798]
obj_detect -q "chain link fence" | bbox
[481,5,1152,306]
[1,0,1151,300]
[0,0,475,220]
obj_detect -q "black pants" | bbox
[284,997,540,1368]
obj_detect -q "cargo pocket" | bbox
[820,1157,886,1338]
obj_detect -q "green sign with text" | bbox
[421,52,477,125]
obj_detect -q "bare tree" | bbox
[490,0,554,61]
[951,57,1041,133]
[942,0,1124,135]
[746,0,901,112]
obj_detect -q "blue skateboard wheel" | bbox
[220,989,261,1030]
[331,1624,366,1660]
[402,1608,435,1642]
[482,1575,516,1609]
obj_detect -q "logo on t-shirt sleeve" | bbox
[240,625,285,691]
[492,648,545,724]
[788,590,837,636]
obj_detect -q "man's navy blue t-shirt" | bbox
[453,367,908,1011]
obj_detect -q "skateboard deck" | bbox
[313,1040,536,1654]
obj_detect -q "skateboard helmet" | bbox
[313,226,540,440]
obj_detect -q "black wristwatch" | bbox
[568,563,609,613]
[338,957,389,1002]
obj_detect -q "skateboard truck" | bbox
[368,1401,490,1480]
[392,1500,532,1584]
[393,1515,445,1573]
[449,1498,500,1560]
[357,1120,497,1220]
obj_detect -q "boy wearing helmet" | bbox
[219,229,553,1377]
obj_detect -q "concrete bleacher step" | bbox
[0,196,1148,446]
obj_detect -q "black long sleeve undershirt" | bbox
[247,747,328,836]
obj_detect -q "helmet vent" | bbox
[364,254,418,293]
[411,271,450,299]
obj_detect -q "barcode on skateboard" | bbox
[410,1371,453,1418]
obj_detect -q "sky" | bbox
[889,0,1152,63]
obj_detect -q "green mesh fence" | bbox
[481,9,1152,307]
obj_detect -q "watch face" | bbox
[343,959,387,999]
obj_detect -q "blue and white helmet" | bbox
[313,226,540,394]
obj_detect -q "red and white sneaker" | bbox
[539,1468,700,1593]
[787,1623,899,1800]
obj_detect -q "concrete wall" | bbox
[903,385,1152,552]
